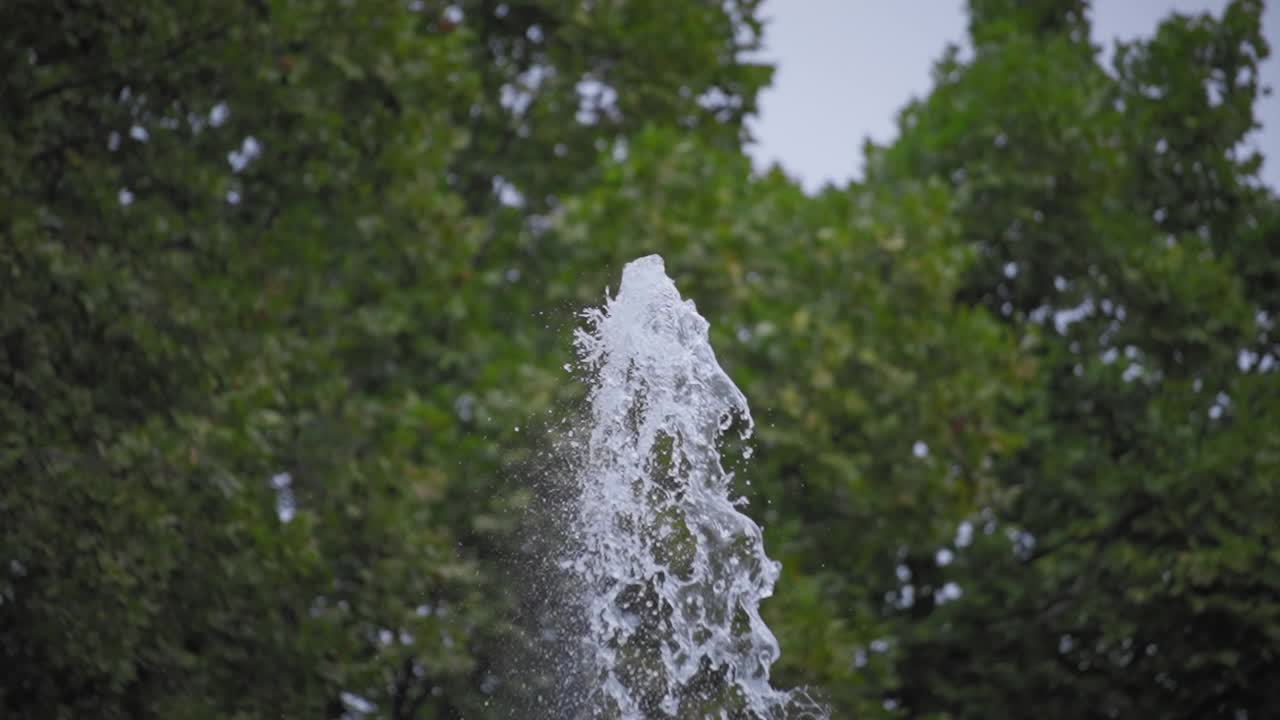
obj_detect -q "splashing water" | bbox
[565,255,824,719]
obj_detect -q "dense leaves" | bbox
[2,0,1276,718]
[877,1,1280,717]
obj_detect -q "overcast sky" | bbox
[749,0,1280,191]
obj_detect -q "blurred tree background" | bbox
[1,0,1276,718]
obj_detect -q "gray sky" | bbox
[749,0,1280,191]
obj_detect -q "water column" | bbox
[565,255,823,719]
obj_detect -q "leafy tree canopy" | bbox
[2,0,1276,718]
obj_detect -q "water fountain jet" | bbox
[559,255,824,719]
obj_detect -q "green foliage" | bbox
[2,0,1277,718]
[876,1,1280,717]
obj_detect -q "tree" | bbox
[1,1,776,717]
[2,1,492,716]
[873,1,1280,716]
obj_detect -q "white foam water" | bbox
[564,255,824,719]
